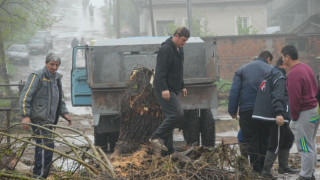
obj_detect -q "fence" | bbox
[0,82,25,142]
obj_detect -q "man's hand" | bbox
[230,113,238,120]
[182,88,187,97]
[63,114,72,126]
[162,90,170,101]
[276,115,284,126]
[21,117,31,131]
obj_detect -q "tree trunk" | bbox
[0,27,10,94]
[114,67,163,154]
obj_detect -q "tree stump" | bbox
[114,67,163,154]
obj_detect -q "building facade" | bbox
[139,0,271,36]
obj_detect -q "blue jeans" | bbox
[151,88,184,152]
[32,125,54,178]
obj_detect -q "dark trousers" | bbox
[151,89,184,152]
[266,122,294,152]
[32,126,54,179]
[239,110,268,173]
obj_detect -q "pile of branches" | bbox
[112,142,260,180]
[0,123,115,179]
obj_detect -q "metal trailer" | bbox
[71,37,219,151]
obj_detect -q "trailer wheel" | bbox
[182,109,200,145]
[200,109,216,147]
[108,132,119,153]
[94,127,108,151]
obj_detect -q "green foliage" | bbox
[166,16,214,37]
[0,0,57,41]
[6,62,17,76]
[251,28,259,35]
[0,100,11,107]
[119,1,140,36]
[219,99,229,108]
[166,23,179,36]
[187,16,213,37]
[0,76,11,107]
[0,0,58,64]
[216,79,232,92]
[103,1,214,37]
[215,79,232,107]
[103,0,140,37]
[236,15,259,35]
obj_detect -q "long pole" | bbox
[149,0,155,36]
[116,0,120,38]
[186,0,192,35]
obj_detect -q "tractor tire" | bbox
[108,132,119,153]
[94,127,108,152]
[200,109,216,147]
[182,109,200,145]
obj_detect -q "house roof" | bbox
[269,0,300,18]
[293,13,320,34]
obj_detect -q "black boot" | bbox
[278,149,298,174]
[261,151,277,180]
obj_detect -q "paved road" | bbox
[11,0,107,115]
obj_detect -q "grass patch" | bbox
[215,79,232,107]
[6,62,17,76]
[0,73,20,108]
[0,76,11,107]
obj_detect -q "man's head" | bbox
[258,51,273,64]
[45,53,61,74]
[276,57,290,73]
[281,45,298,67]
[172,27,190,48]
[275,57,283,67]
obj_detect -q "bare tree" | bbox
[0,0,58,72]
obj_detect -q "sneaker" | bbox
[149,138,168,151]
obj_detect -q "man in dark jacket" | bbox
[228,51,273,173]
[149,27,190,155]
[20,53,72,178]
[252,58,297,179]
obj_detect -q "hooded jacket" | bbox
[252,67,291,123]
[19,67,68,124]
[153,37,185,94]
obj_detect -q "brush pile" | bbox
[0,123,115,179]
